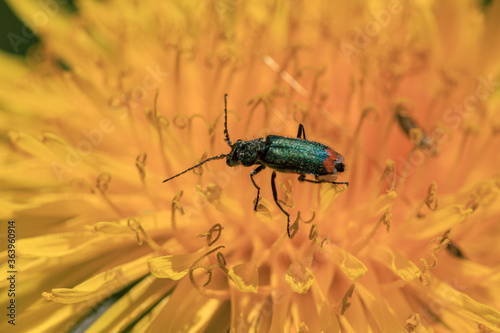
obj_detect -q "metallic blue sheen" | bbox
[261,136,332,175]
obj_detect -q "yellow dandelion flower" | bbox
[1,0,500,332]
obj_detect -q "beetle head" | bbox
[226,139,265,167]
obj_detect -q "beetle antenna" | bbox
[163,154,227,183]
[223,94,232,146]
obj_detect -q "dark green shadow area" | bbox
[0,0,77,56]
[481,0,493,10]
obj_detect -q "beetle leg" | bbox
[250,165,266,210]
[297,124,307,139]
[298,174,349,186]
[271,171,293,237]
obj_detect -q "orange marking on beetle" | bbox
[323,148,338,173]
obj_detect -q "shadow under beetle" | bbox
[163,94,348,238]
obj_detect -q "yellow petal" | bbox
[42,255,149,304]
[18,232,105,258]
[416,280,500,331]
[228,262,259,293]
[355,283,406,332]
[333,246,368,281]
[149,278,223,332]
[285,262,314,294]
[371,245,421,282]
[85,275,175,332]
[85,221,131,234]
[148,251,201,280]
[371,190,398,217]
[404,205,472,238]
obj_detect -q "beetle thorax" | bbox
[226,138,267,167]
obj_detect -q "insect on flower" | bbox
[395,103,439,155]
[163,94,349,237]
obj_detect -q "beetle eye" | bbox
[336,163,345,173]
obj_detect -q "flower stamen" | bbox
[305,223,321,258]
[418,254,437,286]
[292,101,309,124]
[127,218,162,252]
[197,223,224,247]
[135,151,147,180]
[96,173,123,216]
[288,217,299,239]
[287,209,315,239]
[96,173,111,192]
[351,207,391,254]
[173,114,190,129]
[430,229,453,253]
[404,313,421,332]
[192,153,208,176]
[188,245,226,289]
[170,190,184,231]
[297,65,326,105]
[319,237,330,251]
[173,114,210,150]
[278,179,294,208]
[425,182,438,211]
[351,105,379,152]
[374,159,396,195]
[147,91,170,171]
[308,223,319,240]
[135,151,158,208]
[299,210,316,225]
[246,87,285,133]
[339,284,355,315]
[69,178,95,194]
